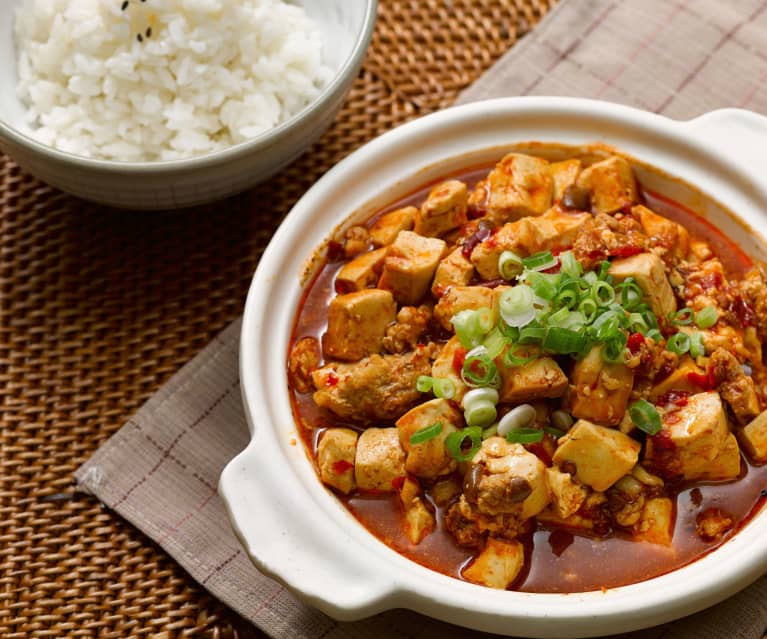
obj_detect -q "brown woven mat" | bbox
[0,2,555,637]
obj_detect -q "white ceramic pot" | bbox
[221,97,767,638]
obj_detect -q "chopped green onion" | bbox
[498,320,520,339]
[461,352,500,388]
[415,376,433,393]
[525,271,559,300]
[518,325,546,344]
[645,328,662,342]
[409,422,443,445]
[555,287,579,310]
[433,378,455,399]
[482,327,510,360]
[666,332,691,355]
[577,297,598,323]
[506,428,545,444]
[451,309,484,348]
[550,409,574,431]
[445,427,483,461]
[629,399,662,435]
[465,402,497,428]
[695,305,719,329]
[592,280,616,306]
[503,344,539,367]
[522,251,557,271]
[689,331,705,358]
[475,307,495,333]
[499,286,536,327]
[559,250,582,278]
[498,250,524,280]
[462,387,499,409]
[628,312,649,334]
[597,261,611,280]
[543,327,586,354]
[594,312,621,340]
[497,404,537,436]
[602,333,628,363]
[618,278,644,310]
[671,307,695,326]
[583,271,598,286]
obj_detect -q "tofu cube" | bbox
[692,432,742,481]
[415,180,469,237]
[633,205,690,259]
[550,159,582,202]
[354,427,406,492]
[566,345,635,426]
[739,409,767,463]
[335,247,388,292]
[431,247,475,296]
[462,538,525,589]
[498,356,569,404]
[648,356,706,401]
[379,231,447,305]
[322,289,396,361]
[552,419,641,491]
[576,156,638,214]
[482,152,554,225]
[317,428,358,494]
[608,252,676,320]
[644,392,730,481]
[545,467,588,519]
[470,209,589,280]
[369,206,417,247]
[396,398,461,478]
[431,335,469,403]
[632,497,674,546]
[433,285,495,331]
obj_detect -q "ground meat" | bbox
[737,267,767,343]
[710,348,762,424]
[343,225,371,258]
[695,507,735,542]
[445,499,483,548]
[572,213,647,270]
[288,336,322,393]
[382,305,432,354]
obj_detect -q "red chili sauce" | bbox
[289,164,767,593]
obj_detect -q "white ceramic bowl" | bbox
[0,0,376,209]
[221,97,767,638]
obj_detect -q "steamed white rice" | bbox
[14,0,332,161]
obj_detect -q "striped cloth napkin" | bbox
[76,1,767,638]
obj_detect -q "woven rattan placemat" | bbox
[0,2,555,637]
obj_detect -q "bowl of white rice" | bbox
[0,0,376,209]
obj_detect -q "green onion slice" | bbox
[481,423,498,440]
[602,332,628,363]
[592,280,616,306]
[465,402,497,428]
[577,297,598,323]
[506,428,545,444]
[433,378,455,399]
[503,344,539,367]
[695,305,718,329]
[671,307,695,326]
[461,350,500,388]
[415,375,433,393]
[629,399,662,435]
[525,271,559,300]
[451,309,483,348]
[482,327,509,360]
[543,326,586,354]
[543,426,567,439]
[559,250,582,278]
[618,278,644,310]
[645,328,663,342]
[666,332,691,355]
[522,251,557,271]
[597,261,611,280]
[498,250,524,280]
[445,427,483,461]
[689,332,705,358]
[409,422,443,445]
[518,325,546,344]
[499,285,536,327]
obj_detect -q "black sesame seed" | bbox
[761,489,767,498]
[121,0,128,9]
[137,33,143,42]
[146,27,152,37]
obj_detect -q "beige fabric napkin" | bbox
[76,0,767,637]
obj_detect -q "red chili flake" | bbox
[452,346,467,376]
[326,240,344,261]
[391,475,406,492]
[650,428,676,451]
[331,460,354,474]
[461,224,491,259]
[325,372,339,387]
[655,360,675,382]
[609,245,643,258]
[656,390,690,407]
[626,332,645,354]
[730,297,755,327]
[588,248,607,259]
[699,272,722,292]
[687,369,716,391]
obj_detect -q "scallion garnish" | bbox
[498,250,524,280]
[409,422,443,445]
[445,427,483,461]
[451,308,492,348]
[503,344,539,367]
[695,305,718,329]
[666,332,691,355]
[671,307,695,326]
[592,280,616,306]
[506,428,545,444]
[618,278,643,310]
[543,326,586,354]
[462,387,499,428]
[559,250,582,278]
[522,251,557,271]
[525,271,559,300]
[461,351,500,388]
[629,399,662,435]
[689,331,706,358]
[499,286,536,327]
